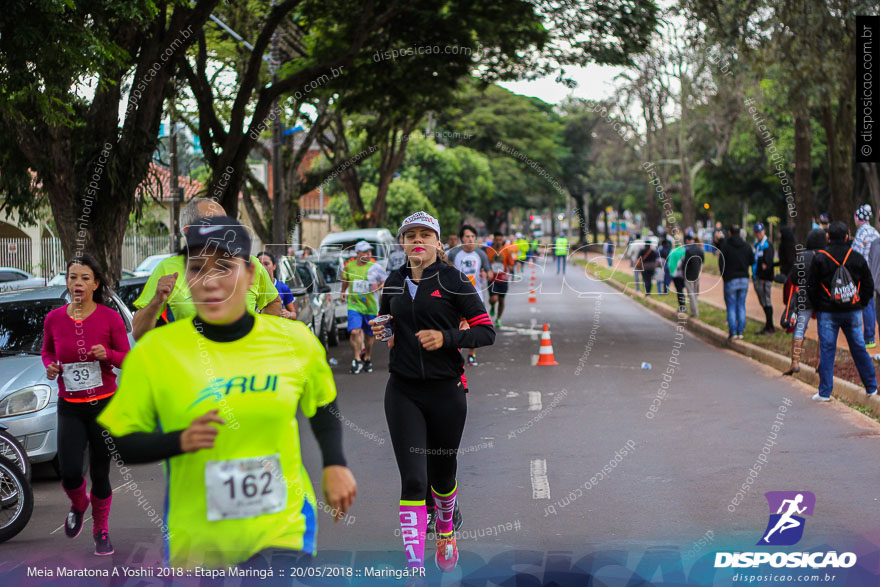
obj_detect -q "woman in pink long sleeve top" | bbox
[41,253,129,556]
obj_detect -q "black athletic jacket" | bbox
[379,260,496,380]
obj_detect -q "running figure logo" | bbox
[758,491,816,546]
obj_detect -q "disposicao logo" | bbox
[759,491,814,546]
[715,491,857,570]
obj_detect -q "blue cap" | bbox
[753,223,765,232]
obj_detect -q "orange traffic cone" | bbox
[536,324,558,366]
[528,288,537,304]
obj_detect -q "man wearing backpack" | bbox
[807,221,878,401]
[852,204,880,348]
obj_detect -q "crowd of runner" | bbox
[39,199,565,578]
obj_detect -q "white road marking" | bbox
[530,459,550,499]
[527,391,542,411]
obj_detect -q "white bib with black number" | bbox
[61,361,102,392]
[491,262,504,274]
[205,454,287,521]
[352,279,370,294]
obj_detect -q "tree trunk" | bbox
[678,84,695,231]
[643,103,660,231]
[862,163,880,224]
[824,99,855,229]
[793,107,813,245]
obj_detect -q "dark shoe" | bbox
[362,359,373,373]
[467,355,477,366]
[350,360,363,374]
[93,531,114,555]
[426,507,436,535]
[64,506,87,539]
[782,366,800,376]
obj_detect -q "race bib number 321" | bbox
[205,454,287,521]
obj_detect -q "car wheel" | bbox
[318,324,329,350]
[328,316,339,347]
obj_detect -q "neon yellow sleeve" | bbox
[250,256,280,310]
[298,326,337,417]
[97,346,159,435]
[133,267,162,311]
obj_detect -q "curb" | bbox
[588,267,880,418]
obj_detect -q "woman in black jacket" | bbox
[370,211,495,574]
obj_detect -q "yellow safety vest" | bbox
[555,237,568,256]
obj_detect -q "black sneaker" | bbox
[453,502,462,531]
[363,359,373,373]
[467,355,477,366]
[64,506,86,538]
[426,507,436,535]
[94,531,114,555]
[350,360,363,374]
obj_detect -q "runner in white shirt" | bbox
[447,224,493,365]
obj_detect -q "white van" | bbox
[319,228,396,268]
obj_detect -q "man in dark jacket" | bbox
[719,225,753,339]
[806,221,877,401]
[752,222,776,334]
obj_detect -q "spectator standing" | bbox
[783,229,827,375]
[657,233,672,294]
[635,241,659,294]
[851,204,880,348]
[604,238,615,267]
[807,221,877,400]
[752,223,776,334]
[719,225,753,339]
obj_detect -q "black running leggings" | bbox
[57,397,113,498]
[385,374,467,501]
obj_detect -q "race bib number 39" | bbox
[205,454,287,521]
[61,361,102,392]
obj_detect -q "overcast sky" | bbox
[498,63,628,105]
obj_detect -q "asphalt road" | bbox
[2,256,879,586]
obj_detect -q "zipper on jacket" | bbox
[410,284,426,378]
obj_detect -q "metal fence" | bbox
[2,235,174,278]
[0,238,32,273]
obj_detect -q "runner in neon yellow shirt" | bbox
[132,197,281,341]
[99,216,356,569]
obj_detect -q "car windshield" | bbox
[0,299,65,355]
[135,256,167,273]
[320,240,384,259]
[116,282,145,312]
[314,260,340,283]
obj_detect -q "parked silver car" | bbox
[285,258,338,348]
[0,267,45,292]
[313,254,350,339]
[0,286,136,471]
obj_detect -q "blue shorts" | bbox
[347,310,375,335]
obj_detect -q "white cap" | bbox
[398,211,441,238]
[354,240,373,252]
